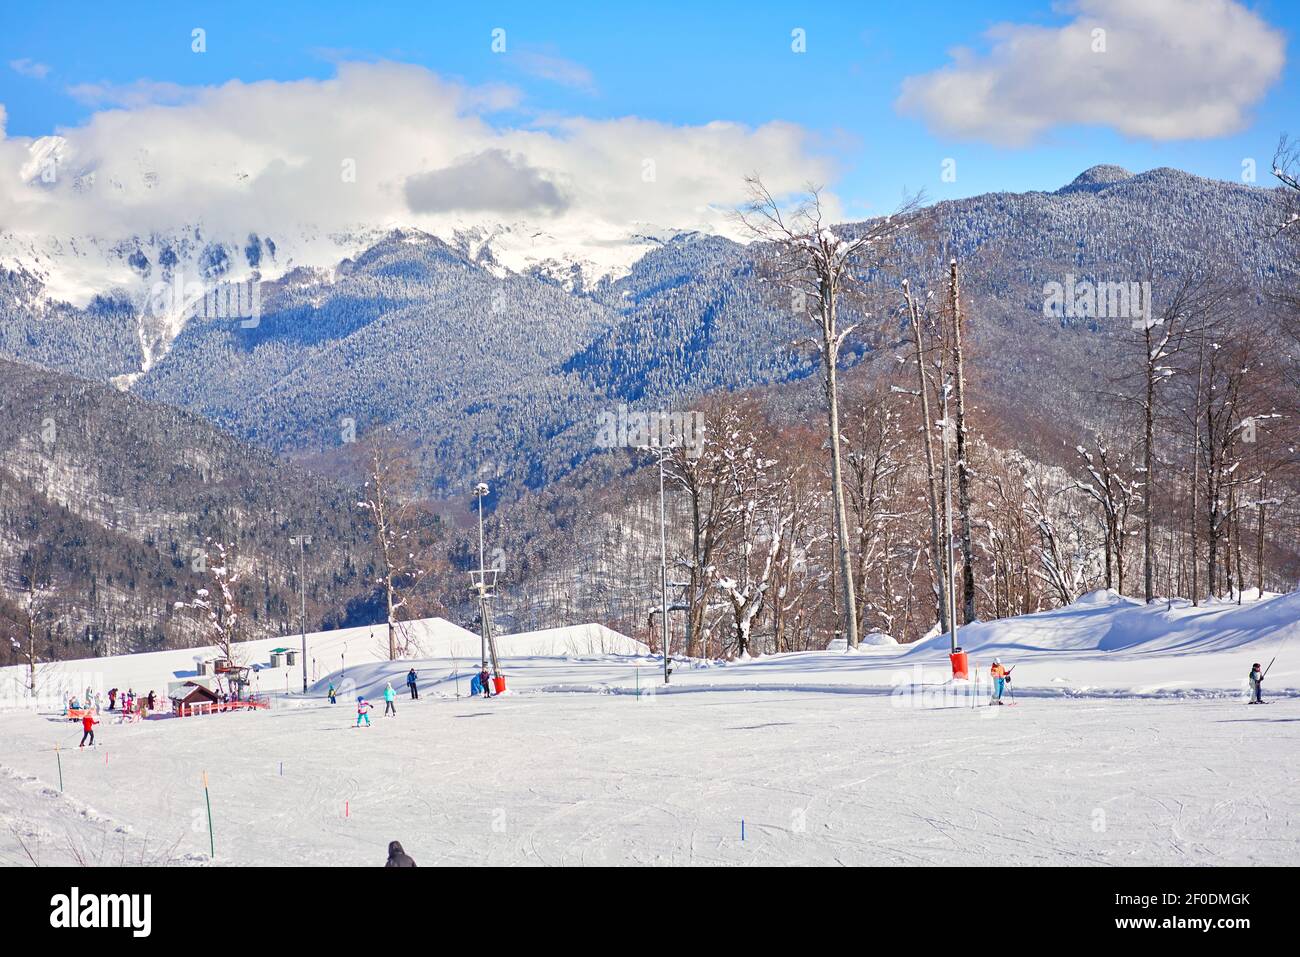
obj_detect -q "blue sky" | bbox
[1,0,1296,220]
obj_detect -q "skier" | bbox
[990,658,1010,705]
[406,668,419,700]
[1249,663,1265,704]
[478,665,492,698]
[79,711,98,748]
[108,688,117,711]
[384,840,417,867]
[383,682,397,717]
[327,683,337,705]
[355,696,373,727]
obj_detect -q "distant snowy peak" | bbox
[443,219,691,292]
[1,211,693,309]
[1058,164,1136,194]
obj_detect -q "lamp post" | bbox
[289,534,312,693]
[473,482,490,671]
[658,451,671,684]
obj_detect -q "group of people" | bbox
[336,664,506,727]
[105,687,156,715]
[67,687,156,719]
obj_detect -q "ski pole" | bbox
[1262,656,1277,679]
[202,770,215,858]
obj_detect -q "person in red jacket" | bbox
[79,711,98,748]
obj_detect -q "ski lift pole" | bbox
[658,448,670,684]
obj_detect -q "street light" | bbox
[289,534,312,693]
[473,482,490,672]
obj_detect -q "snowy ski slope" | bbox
[1,591,1297,866]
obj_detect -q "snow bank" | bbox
[0,617,477,709]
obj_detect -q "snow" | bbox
[0,618,642,707]
[1,593,1298,865]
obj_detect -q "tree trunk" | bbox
[824,346,859,648]
[1256,499,1266,597]
[1143,325,1156,603]
[903,282,950,636]
[949,260,977,623]
[1191,340,1205,605]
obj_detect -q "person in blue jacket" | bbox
[383,682,397,717]
[406,668,419,700]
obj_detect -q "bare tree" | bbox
[737,178,914,648]
[1072,437,1137,593]
[1112,268,1231,601]
[357,437,428,660]
[842,379,913,637]
[900,278,950,635]
[174,538,245,665]
[664,399,756,658]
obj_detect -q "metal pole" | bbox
[941,379,959,656]
[478,492,486,576]
[477,488,487,671]
[659,452,670,684]
[292,535,311,694]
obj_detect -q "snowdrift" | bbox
[908,589,1300,658]
[306,624,648,701]
[0,616,478,708]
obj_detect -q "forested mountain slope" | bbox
[0,358,383,662]
[0,166,1291,500]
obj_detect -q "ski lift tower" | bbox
[471,482,504,690]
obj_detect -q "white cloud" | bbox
[66,79,196,109]
[511,48,597,93]
[0,60,831,247]
[897,0,1285,144]
[10,58,51,80]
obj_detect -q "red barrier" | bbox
[950,650,970,680]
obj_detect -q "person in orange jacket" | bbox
[79,711,98,748]
[990,658,1010,705]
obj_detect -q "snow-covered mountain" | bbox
[1,163,1292,501]
[1,134,705,388]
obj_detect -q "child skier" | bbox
[990,658,1010,705]
[79,711,98,748]
[356,696,373,727]
[1249,663,1265,704]
[406,668,419,700]
[383,682,397,717]
[327,683,337,704]
[479,666,493,698]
